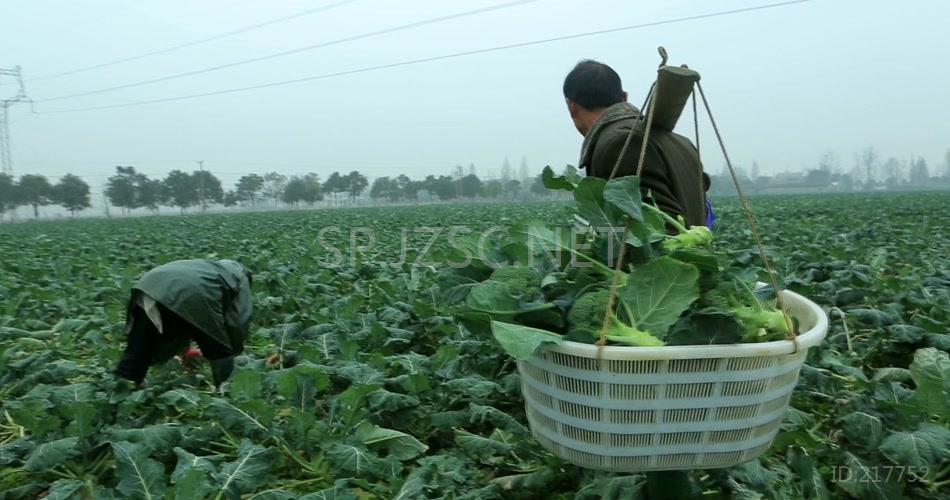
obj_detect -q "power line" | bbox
[27,0,362,82]
[36,0,813,114]
[35,0,537,103]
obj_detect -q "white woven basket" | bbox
[517,289,828,472]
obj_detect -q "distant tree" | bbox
[301,173,323,205]
[944,149,950,178]
[909,157,929,187]
[460,174,482,198]
[818,151,839,172]
[345,171,368,202]
[504,179,521,198]
[236,174,265,208]
[105,166,140,214]
[262,172,288,206]
[282,174,322,207]
[530,173,547,196]
[856,146,878,187]
[18,174,53,218]
[881,157,903,186]
[370,177,394,201]
[481,179,503,198]
[323,171,344,204]
[192,170,224,211]
[519,157,529,185]
[394,174,417,201]
[137,177,165,213]
[0,173,15,222]
[51,174,91,216]
[282,177,308,207]
[501,157,513,182]
[423,174,455,201]
[223,190,241,208]
[163,170,198,213]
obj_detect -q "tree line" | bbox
[0,172,91,221]
[0,164,563,220]
[709,148,950,195]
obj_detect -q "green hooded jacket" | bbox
[579,102,707,228]
[131,259,252,357]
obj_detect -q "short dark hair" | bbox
[563,60,624,110]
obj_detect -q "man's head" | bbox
[563,60,628,136]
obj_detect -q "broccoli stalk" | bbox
[641,203,713,251]
[603,315,665,346]
[567,289,664,346]
[731,279,791,341]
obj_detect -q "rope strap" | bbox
[597,73,658,347]
[695,82,798,350]
[592,48,797,352]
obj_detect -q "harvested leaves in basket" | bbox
[439,167,795,359]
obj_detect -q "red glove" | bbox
[182,347,203,359]
[179,347,203,370]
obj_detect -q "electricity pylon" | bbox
[0,66,31,176]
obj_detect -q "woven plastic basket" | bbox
[516,289,828,472]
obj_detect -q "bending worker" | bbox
[114,258,253,386]
[563,59,713,228]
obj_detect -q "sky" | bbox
[2,0,949,197]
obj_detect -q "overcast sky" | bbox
[2,0,949,193]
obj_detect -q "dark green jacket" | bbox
[580,103,707,228]
[132,259,253,357]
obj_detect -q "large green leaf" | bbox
[273,362,331,412]
[834,452,904,500]
[541,165,579,192]
[210,440,274,499]
[108,424,182,454]
[44,479,85,500]
[618,256,700,336]
[324,443,381,477]
[879,424,950,469]
[112,441,166,500]
[903,347,950,420]
[171,447,219,484]
[173,469,216,500]
[666,312,742,346]
[491,320,562,360]
[24,437,79,472]
[575,475,646,500]
[229,367,263,401]
[603,176,644,221]
[356,422,428,460]
[574,176,618,228]
[455,429,515,463]
[210,398,270,436]
[841,412,884,451]
[465,281,518,314]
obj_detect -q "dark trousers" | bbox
[114,302,228,384]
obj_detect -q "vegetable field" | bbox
[1,192,948,499]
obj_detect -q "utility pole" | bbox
[0,66,31,176]
[197,160,206,212]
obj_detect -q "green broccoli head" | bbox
[662,225,713,251]
[567,289,664,346]
[732,305,790,342]
[567,289,611,332]
[489,266,542,298]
